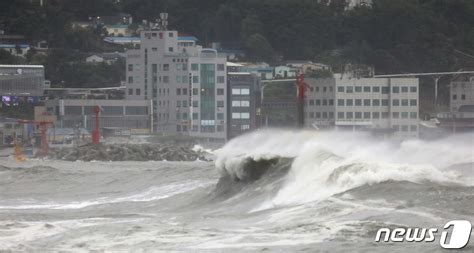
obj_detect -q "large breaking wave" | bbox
[215,130,474,209]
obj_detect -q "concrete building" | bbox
[449,75,474,112]
[0,65,45,96]
[125,27,228,141]
[43,99,153,134]
[104,24,132,37]
[304,74,419,139]
[436,75,474,133]
[0,44,30,57]
[274,65,298,79]
[227,72,261,139]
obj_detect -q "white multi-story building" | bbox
[125,27,227,141]
[304,74,419,139]
[450,75,474,112]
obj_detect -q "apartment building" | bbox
[449,75,474,112]
[305,74,419,139]
[125,27,227,141]
[227,72,261,139]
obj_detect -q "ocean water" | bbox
[0,130,473,252]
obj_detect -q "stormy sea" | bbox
[0,130,473,252]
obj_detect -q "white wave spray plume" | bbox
[215,129,474,208]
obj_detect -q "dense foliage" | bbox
[0,0,473,88]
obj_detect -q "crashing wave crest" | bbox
[215,130,473,207]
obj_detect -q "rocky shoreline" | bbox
[49,143,209,162]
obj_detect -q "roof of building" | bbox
[226,62,244,67]
[105,24,130,29]
[0,65,44,68]
[87,52,126,60]
[104,36,199,44]
[0,44,30,48]
[178,36,198,42]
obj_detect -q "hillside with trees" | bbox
[0,0,474,88]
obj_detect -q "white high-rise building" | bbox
[304,74,419,139]
[125,28,227,141]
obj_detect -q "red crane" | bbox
[296,73,310,127]
[17,120,53,156]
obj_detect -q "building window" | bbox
[373,86,380,93]
[337,112,344,119]
[382,99,389,106]
[176,64,182,71]
[217,64,225,71]
[128,89,133,95]
[382,87,389,94]
[217,101,224,107]
[329,99,334,106]
[315,100,321,106]
[182,100,188,107]
[193,113,199,120]
[316,112,321,118]
[217,76,225,83]
[193,101,198,107]
[401,99,409,106]
[373,99,380,106]
[453,94,457,100]
[461,94,466,100]
[346,99,353,106]
[346,87,353,93]
[410,86,417,93]
[392,86,400,93]
[128,76,133,83]
[169,32,174,37]
[355,86,362,92]
[193,88,199,95]
[346,112,353,119]
[392,99,400,106]
[355,112,362,119]
[382,112,389,119]
[410,112,417,119]
[232,88,249,95]
[401,112,409,118]
[152,64,157,73]
[364,112,370,119]
[364,86,370,92]
[163,64,169,71]
[217,113,224,120]
[163,76,169,83]
[191,64,199,71]
[322,99,328,106]
[217,88,224,95]
[193,76,199,83]
[355,99,362,106]
[169,47,174,52]
[373,112,380,119]
[364,99,370,106]
[136,89,140,95]
[337,99,344,106]
[128,64,133,71]
[410,125,417,132]
[337,86,344,92]
[402,86,408,93]
[176,88,181,95]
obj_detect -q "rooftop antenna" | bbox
[158,13,168,31]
